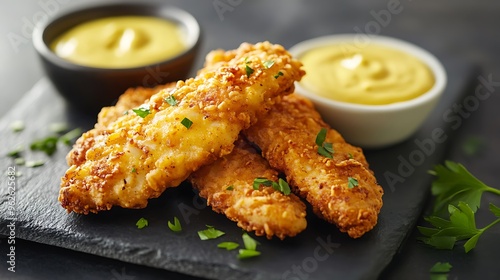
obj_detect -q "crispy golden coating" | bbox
[189,139,306,239]
[69,84,306,239]
[244,94,384,238]
[60,42,305,214]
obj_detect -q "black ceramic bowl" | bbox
[33,2,201,113]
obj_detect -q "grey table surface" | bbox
[1,0,500,279]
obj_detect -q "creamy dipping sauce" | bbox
[299,44,435,105]
[51,16,186,68]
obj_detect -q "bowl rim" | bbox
[289,34,447,113]
[32,1,201,72]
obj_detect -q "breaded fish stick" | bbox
[60,42,305,214]
[69,83,307,238]
[244,94,384,238]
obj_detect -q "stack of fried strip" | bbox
[61,41,383,239]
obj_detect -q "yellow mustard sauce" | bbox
[299,44,435,105]
[51,16,185,68]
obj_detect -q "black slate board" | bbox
[0,56,476,280]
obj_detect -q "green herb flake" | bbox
[136,217,148,229]
[274,71,284,79]
[49,122,69,134]
[60,128,82,145]
[131,167,137,173]
[165,95,178,106]
[14,157,25,166]
[430,262,452,273]
[168,217,182,232]
[7,146,23,158]
[181,117,193,129]
[315,128,334,159]
[132,105,151,118]
[245,65,254,78]
[217,242,239,251]
[263,60,275,69]
[25,160,45,168]
[253,177,272,190]
[10,120,25,132]
[226,186,234,191]
[198,225,225,240]
[348,153,354,159]
[242,232,259,251]
[238,249,261,259]
[30,136,58,156]
[275,178,291,195]
[123,110,129,115]
[347,177,358,189]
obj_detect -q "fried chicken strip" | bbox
[69,84,307,238]
[60,42,305,214]
[244,94,384,238]
[189,139,306,239]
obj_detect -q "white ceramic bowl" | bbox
[289,34,447,149]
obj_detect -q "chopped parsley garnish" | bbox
[315,128,334,159]
[274,71,284,79]
[14,157,25,166]
[181,117,193,129]
[238,249,261,259]
[198,225,225,240]
[131,167,137,173]
[30,136,58,156]
[244,57,254,78]
[7,146,23,158]
[347,177,358,189]
[238,233,261,259]
[60,128,82,145]
[10,120,25,132]
[217,242,239,251]
[165,95,178,106]
[253,177,291,195]
[49,122,69,134]
[136,217,148,229]
[168,217,182,232]
[132,105,151,118]
[348,153,354,159]
[25,160,45,168]
[226,186,234,191]
[263,60,275,69]
[428,161,500,215]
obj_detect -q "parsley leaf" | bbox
[165,95,178,106]
[347,177,358,189]
[217,242,239,251]
[30,136,58,156]
[168,217,182,232]
[430,262,452,273]
[238,232,261,259]
[238,249,261,259]
[7,146,23,158]
[198,225,225,240]
[132,105,151,118]
[181,117,193,129]
[315,128,334,159]
[226,186,234,191]
[136,217,148,229]
[274,71,284,79]
[429,161,500,215]
[10,120,25,132]
[263,60,275,69]
[418,202,500,252]
[25,160,45,168]
[430,262,452,280]
[245,65,254,78]
[60,128,82,145]
[253,177,291,195]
